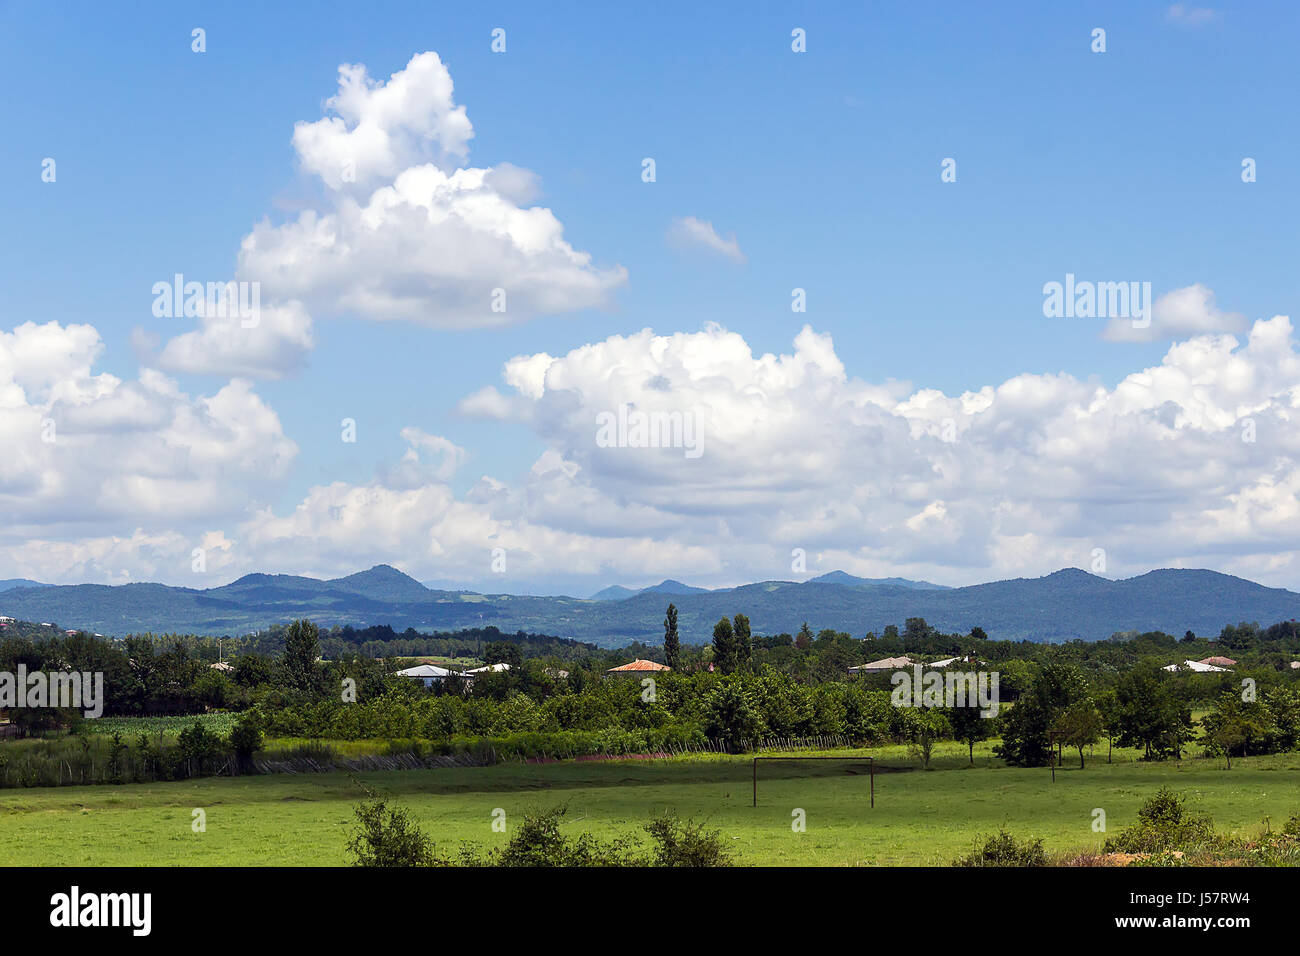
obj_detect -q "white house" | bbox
[849,656,915,674]
[1161,659,1229,673]
[463,662,511,675]
[396,663,459,688]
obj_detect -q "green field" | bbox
[2,741,1297,866]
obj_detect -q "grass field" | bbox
[2,741,1297,866]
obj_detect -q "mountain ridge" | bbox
[2,565,1297,647]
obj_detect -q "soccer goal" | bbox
[752,755,875,808]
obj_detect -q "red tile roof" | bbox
[606,658,670,672]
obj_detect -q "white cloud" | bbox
[14,297,1300,594]
[238,52,626,328]
[292,52,473,192]
[667,216,746,264]
[0,321,296,539]
[154,300,315,379]
[1103,283,1243,342]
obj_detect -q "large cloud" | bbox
[236,52,626,328]
[0,321,296,551]
[11,308,1300,593]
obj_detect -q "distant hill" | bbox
[2,565,1299,648]
[589,585,639,601]
[588,578,711,601]
[806,571,949,590]
[0,579,48,592]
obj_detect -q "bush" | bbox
[952,828,1047,867]
[466,806,639,867]
[346,799,438,867]
[1104,787,1218,854]
[643,812,732,867]
[227,711,264,768]
[177,720,227,772]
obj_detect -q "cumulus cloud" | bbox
[667,216,746,264]
[1103,283,1244,342]
[237,52,626,328]
[292,52,473,192]
[0,321,296,544]
[154,300,315,379]
[14,300,1300,593]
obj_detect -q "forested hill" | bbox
[3,565,1299,647]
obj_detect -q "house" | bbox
[1162,659,1229,673]
[849,656,915,674]
[209,661,234,673]
[464,662,510,676]
[606,659,670,675]
[1197,656,1236,668]
[395,663,459,688]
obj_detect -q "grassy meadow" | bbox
[2,739,1297,866]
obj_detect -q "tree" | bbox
[994,663,1085,767]
[281,618,322,694]
[228,710,264,772]
[902,707,949,769]
[732,614,752,670]
[703,683,764,750]
[663,604,680,670]
[794,622,813,650]
[1113,660,1194,760]
[712,617,737,674]
[947,699,991,764]
[1050,698,1103,769]
[484,641,523,669]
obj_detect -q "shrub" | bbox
[346,799,438,867]
[473,806,639,867]
[644,812,732,867]
[952,828,1047,867]
[1104,787,1218,854]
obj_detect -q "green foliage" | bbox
[703,682,765,750]
[952,828,1047,866]
[280,619,322,695]
[346,799,438,867]
[1104,787,1218,854]
[643,812,732,867]
[178,720,227,771]
[663,604,680,671]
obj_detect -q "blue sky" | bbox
[4,2,1300,594]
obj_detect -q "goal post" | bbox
[752,755,874,808]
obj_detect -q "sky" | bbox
[4,1,1300,595]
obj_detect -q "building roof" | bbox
[851,656,915,672]
[396,663,457,678]
[209,661,234,672]
[464,662,511,674]
[606,658,670,672]
[1197,656,1237,667]
[1162,659,1228,673]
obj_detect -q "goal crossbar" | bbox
[751,755,874,808]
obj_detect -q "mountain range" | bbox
[1,565,1297,647]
